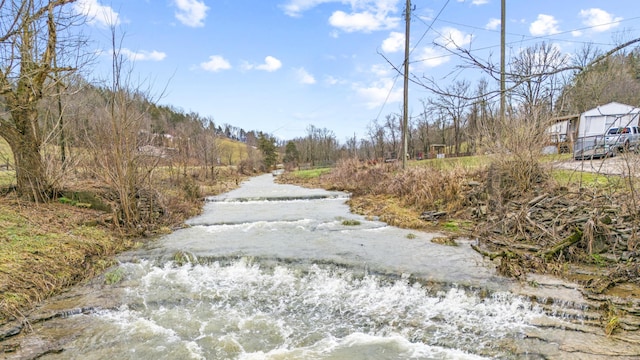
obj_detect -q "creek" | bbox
[2,174,639,359]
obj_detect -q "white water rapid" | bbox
[3,174,639,359]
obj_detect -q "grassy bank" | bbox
[279,156,640,333]
[0,200,129,322]
[0,166,244,324]
[280,157,640,286]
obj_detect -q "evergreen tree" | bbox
[283,141,299,165]
[257,132,278,169]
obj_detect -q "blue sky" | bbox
[74,0,640,141]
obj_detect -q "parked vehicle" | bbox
[604,126,640,151]
[573,102,640,156]
[574,144,616,161]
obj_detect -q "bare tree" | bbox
[510,42,569,127]
[563,49,640,114]
[430,80,471,156]
[467,78,494,153]
[367,119,386,160]
[84,26,163,228]
[383,113,401,159]
[220,141,235,165]
[415,34,640,109]
[0,0,79,201]
[345,133,358,159]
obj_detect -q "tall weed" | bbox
[326,159,477,214]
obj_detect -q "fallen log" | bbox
[527,193,549,207]
[471,244,517,260]
[539,228,583,261]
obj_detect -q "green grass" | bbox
[412,152,572,171]
[0,138,15,187]
[0,170,15,187]
[540,153,573,162]
[291,167,332,179]
[443,221,460,231]
[0,137,11,157]
[341,219,361,226]
[551,169,623,189]
[0,201,126,322]
[104,268,125,285]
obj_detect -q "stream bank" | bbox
[277,159,640,340]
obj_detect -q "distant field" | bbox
[217,137,250,165]
[411,152,573,170]
[0,138,14,186]
[0,138,10,160]
[292,167,332,179]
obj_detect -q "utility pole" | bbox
[402,0,411,169]
[499,0,506,126]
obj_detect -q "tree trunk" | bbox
[14,141,49,202]
[3,137,50,202]
[2,106,50,202]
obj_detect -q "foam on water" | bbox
[52,258,544,359]
[24,175,640,360]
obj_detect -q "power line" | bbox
[435,15,640,44]
[373,73,401,122]
[410,0,451,55]
[373,0,451,122]
[410,13,640,65]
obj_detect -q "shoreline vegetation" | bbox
[0,167,245,326]
[1,153,639,341]
[277,155,640,336]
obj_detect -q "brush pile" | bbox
[467,159,639,293]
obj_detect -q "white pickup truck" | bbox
[604,126,640,152]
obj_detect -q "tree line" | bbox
[2,1,640,225]
[281,41,640,168]
[0,1,272,229]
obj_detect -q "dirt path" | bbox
[552,154,640,176]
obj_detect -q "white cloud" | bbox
[243,56,283,72]
[485,18,500,30]
[200,55,231,72]
[354,77,402,109]
[281,0,336,17]
[381,31,404,53]
[572,30,583,37]
[416,47,450,68]
[295,67,316,84]
[282,0,401,33]
[436,27,472,50]
[457,0,488,4]
[120,49,166,62]
[370,64,392,77]
[329,10,398,33]
[324,75,341,85]
[529,14,560,36]
[257,56,283,72]
[579,8,622,32]
[173,0,209,27]
[73,0,120,27]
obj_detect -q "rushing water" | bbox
[4,175,640,359]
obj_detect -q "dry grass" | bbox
[0,165,244,324]
[301,159,482,233]
[0,199,129,323]
[325,159,481,214]
[349,195,429,230]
